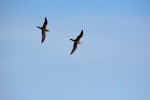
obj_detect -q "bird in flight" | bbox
[70,30,83,55]
[37,17,49,43]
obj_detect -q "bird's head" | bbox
[46,29,50,32]
[79,41,83,45]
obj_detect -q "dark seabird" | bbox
[37,17,49,43]
[70,30,83,55]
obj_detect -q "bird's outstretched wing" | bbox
[42,17,48,29]
[41,30,46,43]
[70,43,77,55]
[76,30,83,41]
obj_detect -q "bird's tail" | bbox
[70,39,75,42]
[37,26,42,29]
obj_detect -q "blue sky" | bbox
[0,0,150,100]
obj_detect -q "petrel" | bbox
[37,17,49,43]
[70,30,83,55]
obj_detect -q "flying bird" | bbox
[70,30,83,55]
[37,17,49,43]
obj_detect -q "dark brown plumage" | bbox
[70,30,83,55]
[37,17,49,43]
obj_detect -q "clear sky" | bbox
[0,0,150,100]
